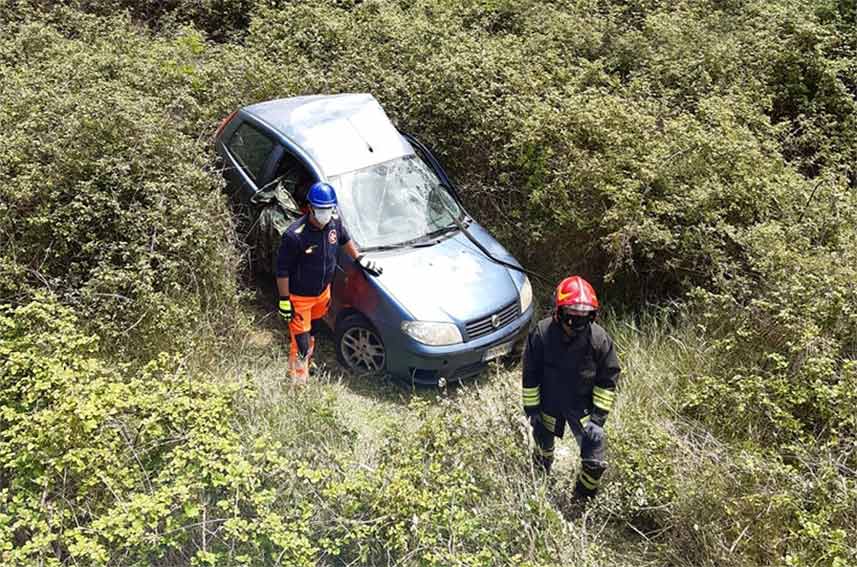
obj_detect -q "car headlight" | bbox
[519,276,533,313]
[401,321,463,346]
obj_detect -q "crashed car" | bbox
[215,93,534,384]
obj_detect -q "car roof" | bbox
[243,93,414,178]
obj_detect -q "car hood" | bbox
[374,225,520,323]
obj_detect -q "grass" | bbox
[8,287,846,565]
[178,290,856,566]
[190,290,721,566]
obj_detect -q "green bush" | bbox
[660,446,856,566]
[579,317,857,567]
[2,0,254,40]
[311,395,564,566]
[0,301,580,566]
[0,299,321,566]
[682,182,857,449]
[0,13,245,358]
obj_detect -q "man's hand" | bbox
[356,254,383,276]
[582,420,604,445]
[279,296,293,322]
[528,413,542,429]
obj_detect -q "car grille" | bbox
[465,301,520,340]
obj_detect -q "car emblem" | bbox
[491,314,501,328]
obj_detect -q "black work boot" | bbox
[574,459,606,498]
[573,479,597,499]
[532,450,554,474]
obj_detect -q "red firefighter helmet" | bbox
[555,276,600,316]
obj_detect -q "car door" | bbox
[254,148,314,273]
[221,118,279,202]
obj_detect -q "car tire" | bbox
[336,313,386,374]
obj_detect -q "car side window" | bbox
[275,153,313,208]
[227,122,274,181]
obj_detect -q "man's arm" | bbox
[522,327,544,417]
[275,233,297,321]
[339,219,362,262]
[591,333,620,426]
[276,232,298,282]
[276,276,290,298]
[341,227,382,277]
[343,240,359,260]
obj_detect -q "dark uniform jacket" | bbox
[522,317,620,438]
[276,214,351,297]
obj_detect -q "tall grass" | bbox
[196,307,744,566]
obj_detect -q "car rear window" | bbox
[227,122,274,181]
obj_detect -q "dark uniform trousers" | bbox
[532,413,607,496]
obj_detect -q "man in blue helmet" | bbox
[276,181,383,384]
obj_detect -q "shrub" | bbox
[0,13,245,358]
[682,188,857,449]
[312,395,566,566]
[593,317,857,566]
[3,0,254,40]
[0,299,327,566]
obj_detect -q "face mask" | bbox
[560,313,590,333]
[312,207,333,227]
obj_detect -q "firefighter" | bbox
[522,275,621,498]
[276,181,382,384]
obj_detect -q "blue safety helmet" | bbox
[307,181,337,208]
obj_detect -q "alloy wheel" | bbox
[340,326,385,372]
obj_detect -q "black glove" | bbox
[582,419,604,445]
[355,254,383,276]
[528,413,542,428]
[278,296,293,322]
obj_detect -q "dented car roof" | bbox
[244,93,414,178]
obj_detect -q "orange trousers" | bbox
[288,285,331,382]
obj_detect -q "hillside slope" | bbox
[1,0,855,565]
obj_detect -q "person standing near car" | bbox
[522,275,621,498]
[276,182,383,384]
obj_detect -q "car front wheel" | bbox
[336,314,386,374]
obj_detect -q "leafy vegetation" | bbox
[1,0,855,565]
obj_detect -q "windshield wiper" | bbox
[363,238,437,253]
[420,224,459,240]
[365,223,463,252]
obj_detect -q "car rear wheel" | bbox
[336,314,386,374]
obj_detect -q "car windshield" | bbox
[330,155,463,250]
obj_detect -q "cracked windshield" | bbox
[331,155,462,249]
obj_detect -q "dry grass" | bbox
[183,300,856,566]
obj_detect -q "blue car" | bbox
[215,94,534,385]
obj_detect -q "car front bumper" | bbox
[385,307,534,385]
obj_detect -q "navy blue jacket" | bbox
[276,215,351,297]
[522,318,620,438]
